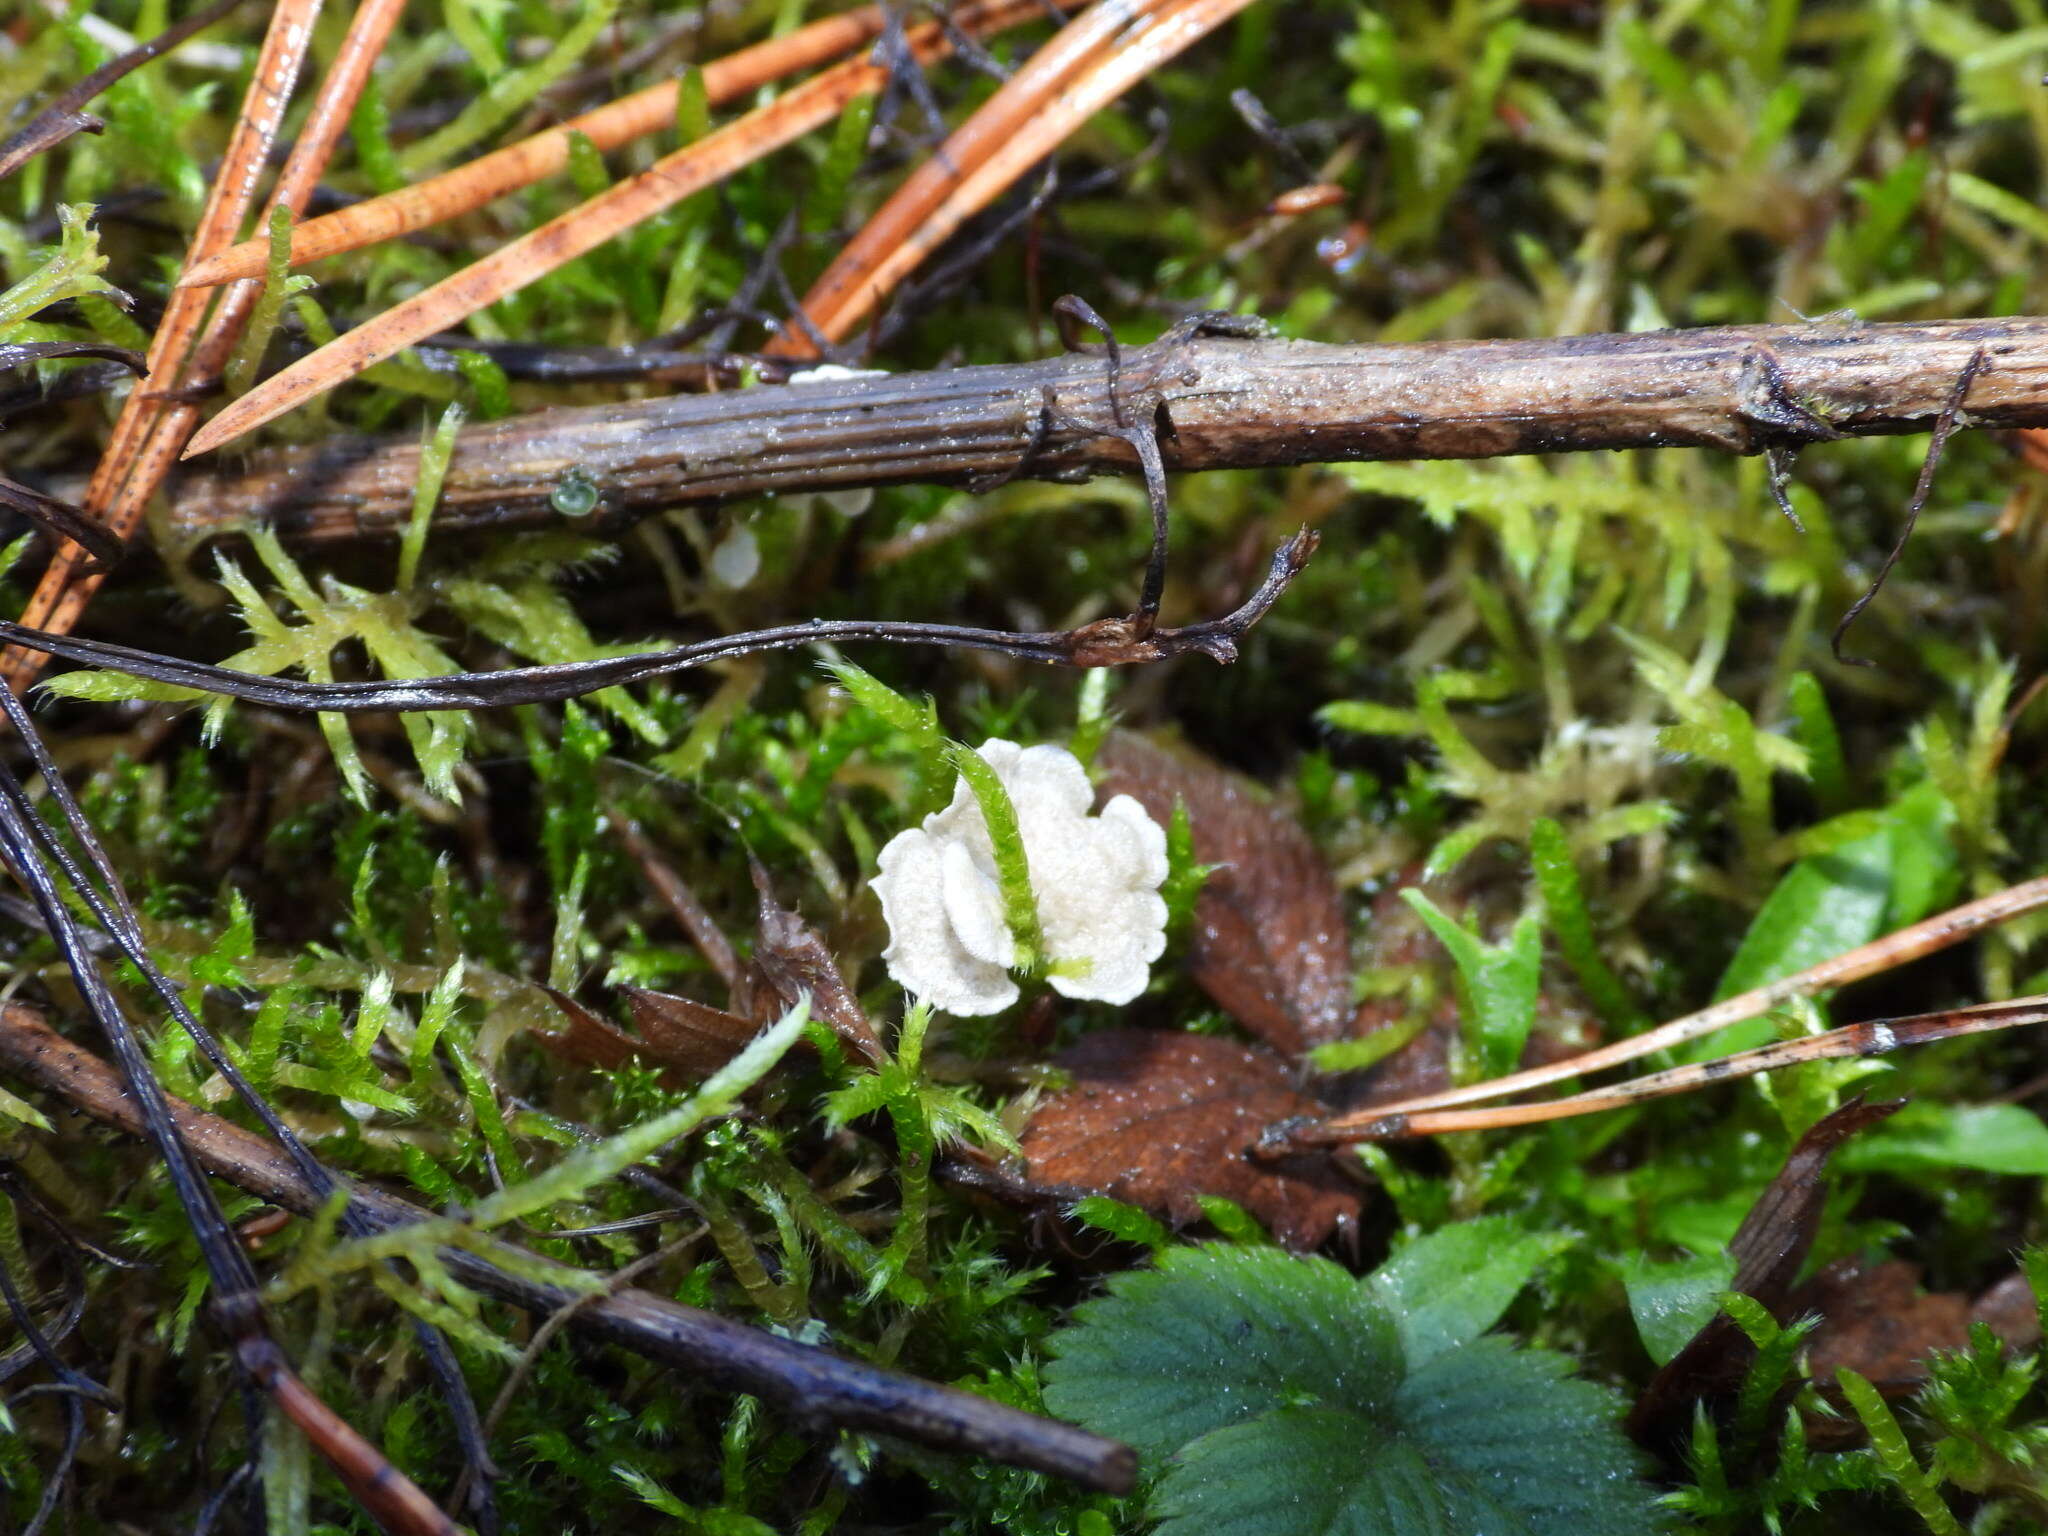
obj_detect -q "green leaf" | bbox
[1716,830,1891,1002]
[1402,891,1541,1079]
[1149,1339,1657,1536]
[1785,671,1848,815]
[1834,1103,2048,1177]
[1623,1251,1737,1366]
[1704,827,1891,1057]
[1368,1216,1575,1367]
[1880,780,1960,928]
[1046,1248,1659,1536]
[1045,1247,1401,1461]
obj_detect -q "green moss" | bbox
[7,0,2048,1531]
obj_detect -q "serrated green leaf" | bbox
[1044,1247,1401,1461]
[1048,1246,1657,1536]
[1369,1216,1575,1367]
[1148,1336,1658,1536]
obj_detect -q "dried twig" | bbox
[0,1003,1137,1492]
[0,528,1319,706]
[155,317,2048,544]
[180,0,1054,457]
[1320,872,2048,1131]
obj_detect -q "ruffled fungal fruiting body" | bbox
[873,739,1169,1015]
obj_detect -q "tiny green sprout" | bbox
[550,466,601,518]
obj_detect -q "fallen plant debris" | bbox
[1093,731,1352,1057]
[0,1000,1136,1491]
[1630,1096,1907,1449]
[10,1,2048,1531]
[1019,1028,1363,1249]
[1018,733,1588,1245]
[0,0,245,181]
[153,316,2048,543]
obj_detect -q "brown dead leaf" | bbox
[536,985,757,1079]
[1019,1029,1362,1251]
[623,986,762,1073]
[743,858,884,1064]
[536,987,642,1072]
[1796,1260,2041,1395]
[1094,732,1350,1056]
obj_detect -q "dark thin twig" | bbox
[0,529,1315,710]
[1228,86,1320,185]
[704,208,805,357]
[0,1004,1137,1492]
[0,678,471,1533]
[870,0,954,147]
[0,0,249,180]
[1831,345,1986,662]
[0,1229,92,1387]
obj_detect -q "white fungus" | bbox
[786,363,889,385]
[707,521,760,589]
[872,740,1169,1015]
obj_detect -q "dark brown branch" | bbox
[160,316,2048,544]
[0,1003,1136,1493]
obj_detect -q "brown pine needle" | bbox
[1292,998,2048,1143]
[177,0,963,290]
[1,0,399,691]
[256,1352,463,1536]
[1,0,328,687]
[766,0,1201,355]
[181,0,1049,458]
[1316,873,2048,1134]
[792,0,1261,350]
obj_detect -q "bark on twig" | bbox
[158,317,2048,544]
[0,1002,1137,1494]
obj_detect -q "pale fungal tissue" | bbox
[872,740,1170,1015]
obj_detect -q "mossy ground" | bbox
[5,0,2048,1530]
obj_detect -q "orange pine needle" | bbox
[1314,872,2048,1136]
[764,0,1172,357]
[1315,996,2048,1141]
[0,0,332,690]
[182,0,1049,458]
[259,1352,463,1536]
[179,1,924,290]
[2,0,403,691]
[772,0,1258,354]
